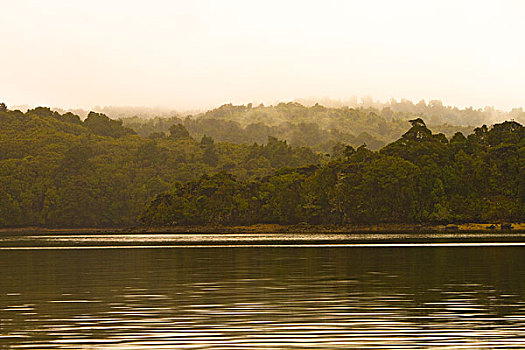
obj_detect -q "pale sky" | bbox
[1,0,525,111]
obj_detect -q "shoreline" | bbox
[1,225,525,248]
[0,223,524,235]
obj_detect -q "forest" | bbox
[121,102,476,152]
[0,104,318,227]
[142,118,524,225]
[0,102,523,227]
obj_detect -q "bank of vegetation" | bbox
[122,102,476,152]
[0,102,523,228]
[141,118,524,226]
[0,104,318,227]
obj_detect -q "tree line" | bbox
[1,103,523,228]
[0,106,318,227]
[122,102,474,153]
[141,119,524,226]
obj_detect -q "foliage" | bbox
[0,106,320,227]
[122,102,475,152]
[1,101,523,228]
[84,112,136,138]
[143,120,525,225]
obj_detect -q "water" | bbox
[1,240,525,348]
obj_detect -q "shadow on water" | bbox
[1,246,525,348]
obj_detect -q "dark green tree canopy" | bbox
[200,134,215,145]
[0,106,320,227]
[84,112,136,138]
[143,119,524,226]
[0,105,523,228]
[403,118,433,142]
[168,123,192,140]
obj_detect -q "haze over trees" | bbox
[0,105,318,227]
[295,97,525,126]
[121,101,477,153]
[0,102,523,228]
[142,118,525,226]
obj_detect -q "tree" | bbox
[202,144,219,166]
[200,134,214,146]
[169,124,192,140]
[84,112,136,138]
[404,118,433,142]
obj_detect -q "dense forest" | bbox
[142,118,524,226]
[0,102,523,228]
[121,102,475,152]
[0,104,318,227]
[41,99,525,153]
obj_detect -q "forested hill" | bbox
[1,103,523,228]
[0,105,319,227]
[142,119,525,226]
[122,103,475,152]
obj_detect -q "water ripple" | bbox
[2,246,525,348]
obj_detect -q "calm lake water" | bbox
[2,239,525,348]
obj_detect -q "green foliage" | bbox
[168,123,192,140]
[84,112,135,138]
[1,103,523,228]
[0,108,321,227]
[143,119,525,226]
[122,102,476,152]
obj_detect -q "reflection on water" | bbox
[1,246,525,348]
[2,232,525,248]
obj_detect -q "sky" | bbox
[1,0,525,111]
